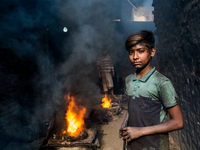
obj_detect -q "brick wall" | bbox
[153,0,200,149]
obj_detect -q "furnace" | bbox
[92,100,122,123]
[39,113,100,150]
[40,124,100,150]
[40,94,101,150]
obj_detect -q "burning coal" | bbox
[101,94,112,108]
[62,94,86,137]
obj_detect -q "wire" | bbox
[127,0,139,11]
[126,0,145,16]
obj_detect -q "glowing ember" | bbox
[101,94,112,108]
[63,94,86,137]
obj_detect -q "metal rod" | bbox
[123,139,126,150]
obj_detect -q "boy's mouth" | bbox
[133,62,141,65]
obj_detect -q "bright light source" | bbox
[63,27,68,32]
[113,19,121,22]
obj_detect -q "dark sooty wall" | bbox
[153,0,200,149]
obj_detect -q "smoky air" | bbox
[0,0,156,149]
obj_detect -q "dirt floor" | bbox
[96,97,181,150]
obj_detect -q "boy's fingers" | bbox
[127,138,132,142]
[119,128,128,139]
[122,131,128,136]
[123,135,129,140]
[120,128,127,131]
[119,130,122,134]
[119,131,122,138]
[119,134,122,138]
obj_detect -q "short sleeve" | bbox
[124,75,132,96]
[124,79,128,96]
[158,80,178,108]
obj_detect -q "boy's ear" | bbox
[150,48,156,57]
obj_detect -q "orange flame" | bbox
[101,94,112,108]
[63,94,86,137]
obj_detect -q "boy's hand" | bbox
[119,127,124,138]
[119,122,127,138]
[98,73,101,78]
[112,72,115,77]
[120,127,143,142]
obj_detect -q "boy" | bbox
[97,49,117,98]
[119,30,184,150]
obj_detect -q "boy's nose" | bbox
[133,52,139,59]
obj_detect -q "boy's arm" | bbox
[96,59,101,78]
[121,104,184,142]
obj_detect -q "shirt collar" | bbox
[132,67,156,82]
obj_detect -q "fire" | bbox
[63,94,86,137]
[101,94,112,108]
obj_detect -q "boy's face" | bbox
[102,50,107,56]
[128,44,156,70]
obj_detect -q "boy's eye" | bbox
[129,51,133,55]
[139,50,145,53]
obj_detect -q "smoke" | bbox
[0,0,124,149]
[58,0,124,101]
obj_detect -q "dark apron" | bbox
[127,95,162,150]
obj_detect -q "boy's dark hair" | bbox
[125,30,155,51]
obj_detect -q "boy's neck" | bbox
[136,65,153,80]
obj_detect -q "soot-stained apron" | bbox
[127,95,162,150]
